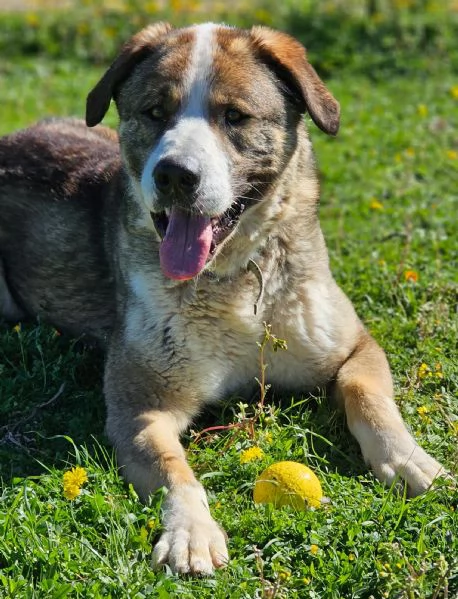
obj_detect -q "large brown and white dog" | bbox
[0,23,445,574]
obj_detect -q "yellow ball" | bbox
[253,461,323,510]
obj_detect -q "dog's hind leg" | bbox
[335,331,445,496]
[0,260,25,321]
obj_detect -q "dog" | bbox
[0,22,445,575]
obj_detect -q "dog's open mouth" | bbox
[151,201,246,281]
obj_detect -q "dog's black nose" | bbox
[153,159,200,198]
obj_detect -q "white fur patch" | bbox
[183,23,216,119]
[140,23,232,216]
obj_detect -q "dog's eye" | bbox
[225,108,247,125]
[148,105,167,121]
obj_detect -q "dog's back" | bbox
[0,118,120,340]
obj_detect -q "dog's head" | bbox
[86,23,339,281]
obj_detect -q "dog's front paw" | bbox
[152,483,228,575]
[353,422,446,496]
[371,441,445,497]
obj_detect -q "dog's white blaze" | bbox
[140,23,232,216]
[182,22,216,119]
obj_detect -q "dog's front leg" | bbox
[104,351,228,575]
[335,332,445,496]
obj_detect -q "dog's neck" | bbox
[207,128,324,278]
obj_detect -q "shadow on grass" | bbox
[0,322,106,480]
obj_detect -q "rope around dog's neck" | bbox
[247,259,265,316]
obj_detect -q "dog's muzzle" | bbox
[150,158,251,282]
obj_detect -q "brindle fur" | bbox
[0,118,118,341]
[0,24,445,575]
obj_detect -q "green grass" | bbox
[1,19,458,599]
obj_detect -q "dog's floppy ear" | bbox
[86,22,172,127]
[250,26,340,135]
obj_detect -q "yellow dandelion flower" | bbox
[310,544,319,555]
[417,104,428,117]
[418,410,431,424]
[240,446,264,464]
[450,85,458,99]
[170,0,200,10]
[13,324,21,333]
[348,553,355,561]
[302,577,311,584]
[63,466,88,500]
[144,1,159,11]
[188,0,202,10]
[25,13,39,27]
[371,12,384,24]
[446,150,458,160]
[434,363,444,378]
[369,199,384,210]
[404,270,418,283]
[405,147,415,157]
[378,259,386,267]
[254,9,274,23]
[103,27,117,39]
[63,483,81,500]
[418,363,430,379]
[67,466,88,486]
[394,152,403,163]
[77,22,90,36]
[278,570,291,581]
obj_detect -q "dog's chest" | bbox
[125,270,347,400]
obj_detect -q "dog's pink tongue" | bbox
[160,207,212,280]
